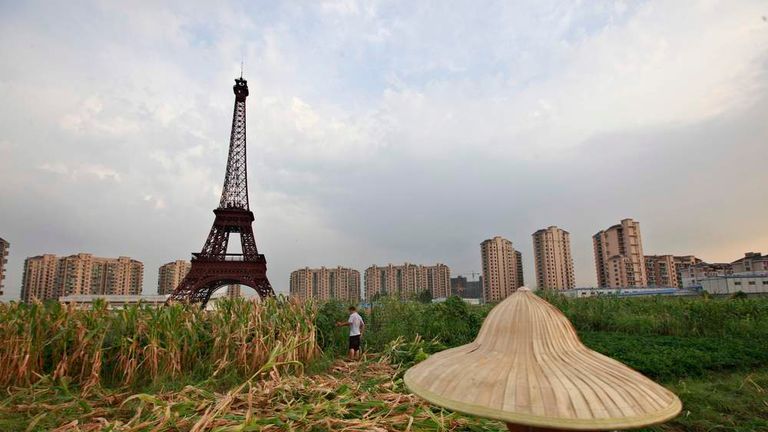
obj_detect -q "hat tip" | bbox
[518,286,531,292]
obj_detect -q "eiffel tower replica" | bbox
[168,74,275,306]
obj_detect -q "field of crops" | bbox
[0,293,767,431]
[0,298,318,390]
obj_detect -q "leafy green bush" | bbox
[581,332,768,381]
[541,290,768,339]
[316,293,768,382]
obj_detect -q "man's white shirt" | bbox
[348,312,364,336]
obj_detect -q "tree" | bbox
[730,290,748,300]
[416,290,433,303]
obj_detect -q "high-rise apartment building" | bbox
[593,219,647,288]
[364,263,450,300]
[0,237,9,296]
[290,266,361,302]
[21,254,59,302]
[480,236,524,302]
[532,226,575,290]
[644,255,678,287]
[20,253,143,301]
[515,250,524,287]
[157,260,192,295]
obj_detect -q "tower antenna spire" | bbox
[240,59,244,79]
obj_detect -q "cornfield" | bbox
[1,339,507,431]
[1,294,767,430]
[0,298,318,393]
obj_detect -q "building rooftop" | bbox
[731,252,764,264]
[700,272,768,280]
[532,226,570,235]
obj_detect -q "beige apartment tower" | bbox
[290,266,361,302]
[645,255,678,287]
[364,263,450,300]
[20,253,143,302]
[593,219,647,288]
[480,236,524,302]
[532,226,575,290]
[157,260,192,295]
[0,237,8,296]
[21,254,59,302]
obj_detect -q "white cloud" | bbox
[1,0,767,300]
[38,162,122,182]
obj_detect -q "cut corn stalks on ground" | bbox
[1,354,506,432]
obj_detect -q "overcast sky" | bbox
[1,1,767,300]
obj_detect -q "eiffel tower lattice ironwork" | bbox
[168,75,275,306]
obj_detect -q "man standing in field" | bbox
[336,306,365,360]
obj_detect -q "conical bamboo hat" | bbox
[404,288,681,430]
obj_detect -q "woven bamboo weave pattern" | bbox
[404,288,681,430]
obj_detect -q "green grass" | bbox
[649,370,768,432]
[581,332,768,381]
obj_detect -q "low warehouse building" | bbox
[699,273,768,295]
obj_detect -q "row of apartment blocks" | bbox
[289,237,526,303]
[593,218,707,288]
[287,220,768,303]
[21,253,144,302]
[19,255,240,302]
[288,233,557,303]
[12,221,766,302]
[508,219,763,292]
[288,264,451,302]
[289,266,361,301]
[593,218,768,289]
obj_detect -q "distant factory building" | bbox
[699,273,768,295]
